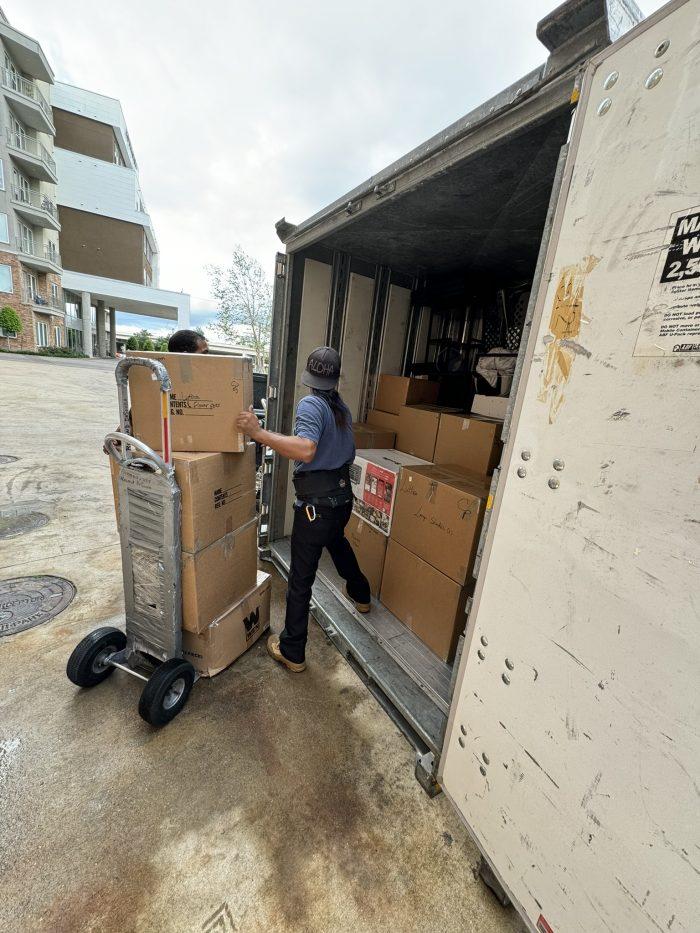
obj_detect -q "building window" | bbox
[18,221,34,254]
[64,290,81,320]
[0,212,8,243]
[35,321,49,347]
[54,326,62,347]
[51,283,59,300]
[0,159,4,191]
[113,139,125,166]
[67,328,83,351]
[0,263,13,294]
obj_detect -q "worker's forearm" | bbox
[254,428,315,463]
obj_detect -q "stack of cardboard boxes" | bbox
[349,375,504,663]
[111,351,269,677]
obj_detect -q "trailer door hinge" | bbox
[373,180,396,199]
[275,255,287,279]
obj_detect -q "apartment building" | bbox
[52,82,189,357]
[0,10,63,351]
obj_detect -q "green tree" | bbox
[206,245,271,371]
[126,335,139,350]
[154,335,170,352]
[0,306,22,349]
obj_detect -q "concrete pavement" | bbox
[0,353,525,933]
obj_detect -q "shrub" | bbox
[0,306,22,336]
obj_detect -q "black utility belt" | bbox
[293,464,352,500]
[295,493,353,509]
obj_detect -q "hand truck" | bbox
[66,357,197,726]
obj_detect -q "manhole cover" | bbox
[0,576,76,636]
[0,509,50,539]
[0,455,19,465]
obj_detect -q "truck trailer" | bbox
[261,1,699,930]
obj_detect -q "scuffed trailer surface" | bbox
[440,2,700,932]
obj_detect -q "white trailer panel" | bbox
[440,3,700,932]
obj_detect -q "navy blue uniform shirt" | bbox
[294,394,354,473]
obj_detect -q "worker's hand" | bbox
[236,405,262,440]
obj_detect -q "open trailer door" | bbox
[439,3,700,931]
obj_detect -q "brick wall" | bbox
[0,251,65,351]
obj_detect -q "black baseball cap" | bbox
[301,346,341,390]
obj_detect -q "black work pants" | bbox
[280,501,370,664]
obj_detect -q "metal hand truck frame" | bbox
[66,357,198,726]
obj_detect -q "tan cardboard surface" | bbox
[109,444,256,553]
[367,409,400,434]
[374,375,439,415]
[434,413,503,476]
[395,405,460,461]
[345,512,388,596]
[353,422,396,450]
[471,394,509,420]
[380,539,466,662]
[127,351,253,452]
[182,571,270,677]
[181,518,258,633]
[391,464,488,584]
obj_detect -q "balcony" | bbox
[21,284,65,316]
[11,186,60,231]
[1,67,54,134]
[14,236,61,274]
[5,129,57,183]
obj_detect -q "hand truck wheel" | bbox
[66,627,127,688]
[138,658,196,727]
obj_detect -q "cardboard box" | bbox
[127,351,253,453]
[380,539,467,662]
[350,449,430,536]
[182,571,271,677]
[396,404,460,461]
[345,512,388,596]
[353,422,396,450]
[110,445,256,553]
[181,517,258,633]
[367,408,400,434]
[391,464,488,584]
[472,394,509,420]
[374,375,439,415]
[434,413,503,476]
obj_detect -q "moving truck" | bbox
[261,2,699,930]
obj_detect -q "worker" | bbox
[236,346,371,673]
[167,329,209,353]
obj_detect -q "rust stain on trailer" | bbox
[538,255,600,423]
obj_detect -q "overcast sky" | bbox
[14,0,665,334]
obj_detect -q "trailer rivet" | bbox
[480,765,487,776]
[502,673,511,686]
[480,635,488,647]
[548,477,560,490]
[597,98,612,116]
[477,649,486,661]
[603,70,619,89]
[482,752,490,765]
[645,68,663,89]
[459,736,466,748]
[517,466,527,479]
[654,39,670,58]
[552,459,565,471]
[505,658,515,671]
[460,724,467,736]
[521,450,531,461]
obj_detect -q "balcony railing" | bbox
[11,185,58,218]
[14,236,61,267]
[21,285,65,313]
[1,67,52,122]
[5,129,56,175]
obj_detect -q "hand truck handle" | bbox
[114,357,173,465]
[104,432,171,476]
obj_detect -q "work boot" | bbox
[346,585,371,614]
[267,635,306,672]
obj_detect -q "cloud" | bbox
[12,0,666,308]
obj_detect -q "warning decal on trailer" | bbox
[634,206,700,357]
